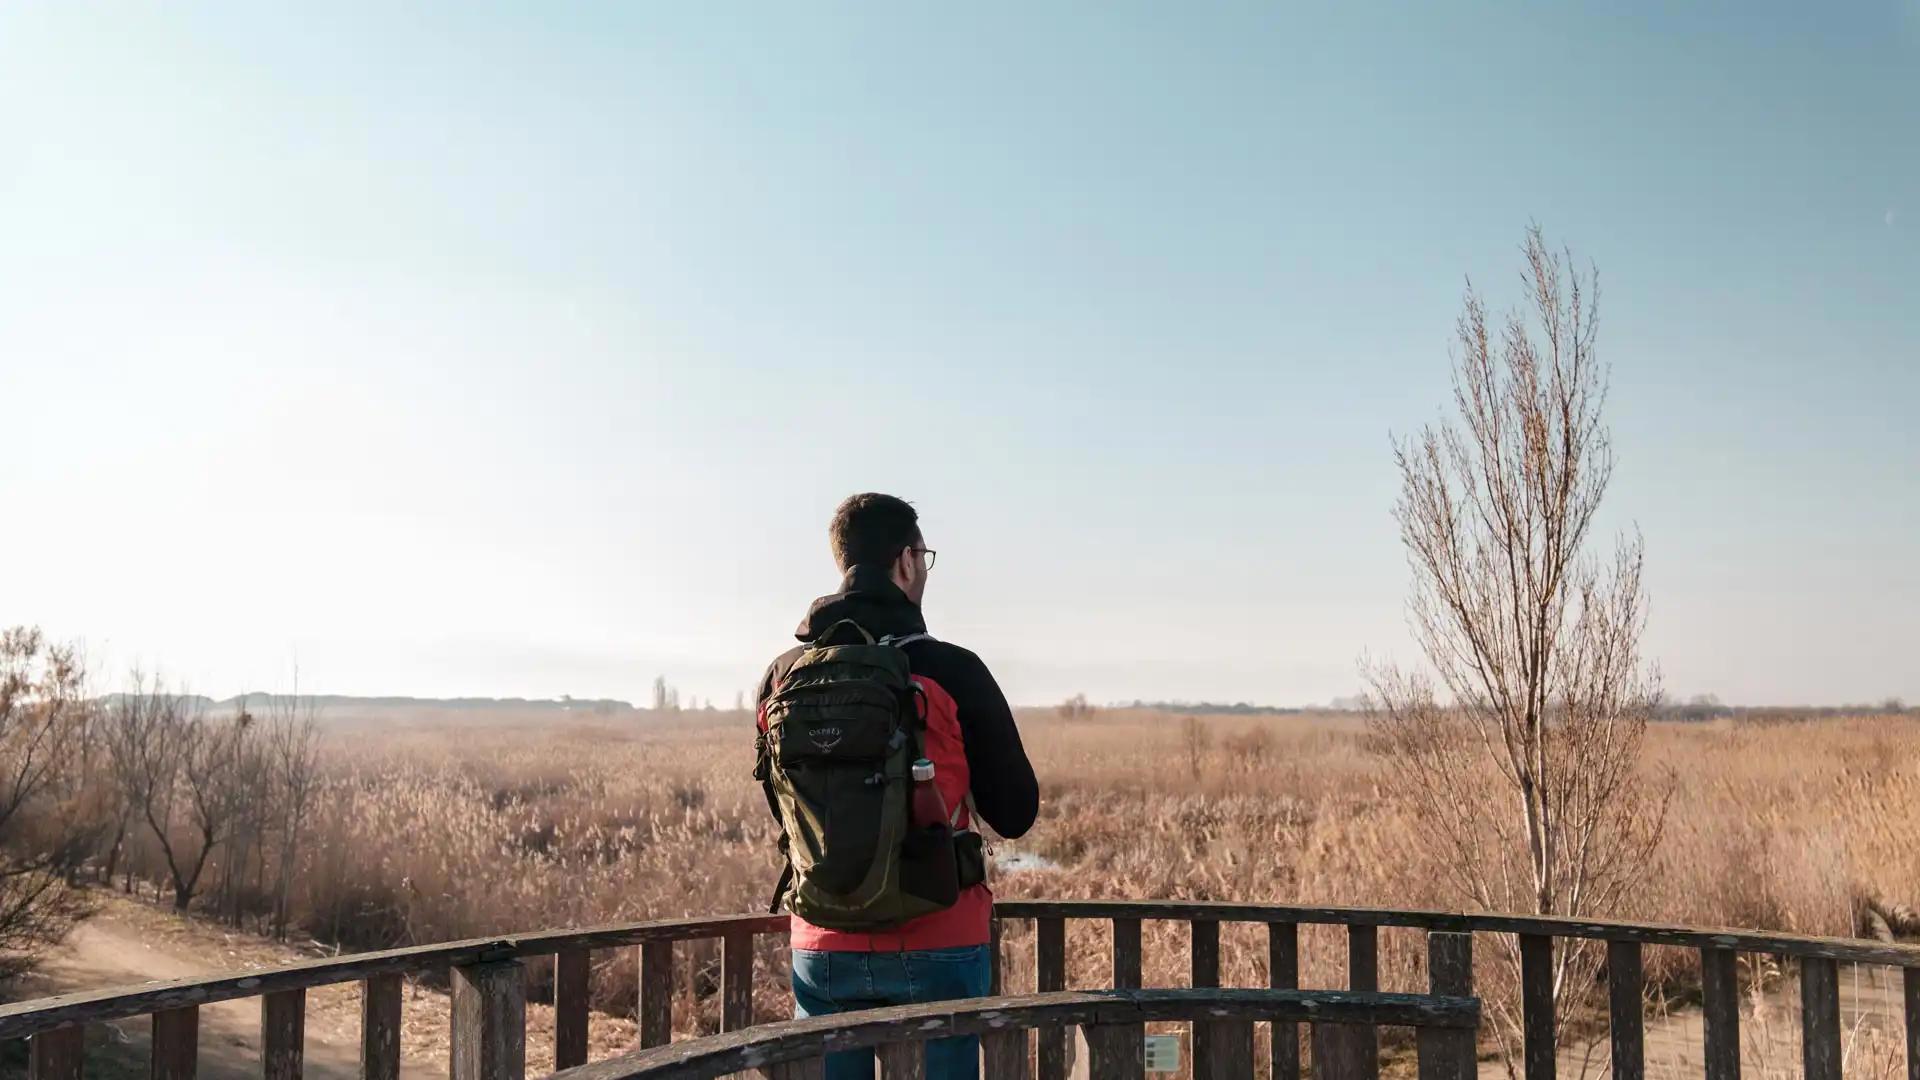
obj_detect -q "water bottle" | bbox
[910,758,948,830]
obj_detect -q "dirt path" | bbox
[2,892,636,1080]
[1,894,442,1080]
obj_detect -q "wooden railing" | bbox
[3,900,1917,1080]
[545,987,1481,1080]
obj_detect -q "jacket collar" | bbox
[793,563,928,642]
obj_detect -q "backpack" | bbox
[755,619,985,930]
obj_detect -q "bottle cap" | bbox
[912,759,935,781]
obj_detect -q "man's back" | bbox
[755,493,1037,1080]
[757,562,1038,950]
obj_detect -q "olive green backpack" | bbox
[755,619,984,930]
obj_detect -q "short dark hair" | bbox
[829,493,921,570]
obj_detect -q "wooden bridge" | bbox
[2,900,1915,1080]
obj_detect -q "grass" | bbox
[96,705,1920,1070]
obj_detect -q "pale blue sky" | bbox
[2,3,1914,707]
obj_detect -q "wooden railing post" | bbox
[1311,1023,1377,1080]
[28,1025,83,1080]
[1347,925,1378,991]
[152,1005,199,1080]
[554,949,590,1070]
[1700,947,1739,1080]
[1197,1018,1254,1080]
[1419,933,1474,1080]
[451,959,526,1080]
[1190,918,1220,1079]
[1905,968,1919,1080]
[362,973,402,1080]
[877,1040,925,1080]
[1270,921,1301,1080]
[1348,925,1380,1072]
[990,917,1004,997]
[1519,934,1555,1080]
[1800,957,1840,1080]
[1606,941,1643,1080]
[1084,1021,1145,1080]
[262,988,306,1080]
[1112,918,1143,989]
[764,1059,826,1080]
[722,930,754,1032]
[983,1027,1031,1080]
[638,940,673,1048]
[1035,917,1067,1080]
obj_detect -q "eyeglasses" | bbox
[910,547,937,570]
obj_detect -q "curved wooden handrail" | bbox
[547,988,1480,1080]
[996,900,1920,967]
[0,913,787,1041]
[7,898,1917,1043]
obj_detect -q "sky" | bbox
[1,3,1914,708]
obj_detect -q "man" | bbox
[756,493,1039,1080]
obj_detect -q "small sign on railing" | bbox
[1143,1033,1180,1073]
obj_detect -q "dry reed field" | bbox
[87,706,1920,1077]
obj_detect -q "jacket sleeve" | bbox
[946,648,1039,840]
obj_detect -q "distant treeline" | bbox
[95,692,638,712]
[1110,700,1321,716]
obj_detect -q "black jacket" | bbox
[756,564,1039,840]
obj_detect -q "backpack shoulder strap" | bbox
[878,632,935,648]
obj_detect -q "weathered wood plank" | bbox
[555,949,591,1070]
[1700,947,1739,1080]
[1112,918,1142,990]
[1519,934,1554,1080]
[262,988,305,1080]
[1799,957,1839,1080]
[1082,1021,1144,1080]
[451,960,526,1080]
[876,1040,924,1080]
[546,989,1480,1080]
[1606,941,1642,1080]
[982,1027,1029,1080]
[1198,1018,1254,1080]
[1347,925,1378,992]
[0,914,788,1042]
[28,1024,83,1080]
[1311,1023,1378,1080]
[989,918,1004,997]
[639,941,673,1049]
[1105,916,1145,1080]
[151,1006,198,1080]
[1270,921,1301,1080]
[1905,967,1919,1080]
[721,931,753,1033]
[1419,933,1474,1080]
[990,901,1920,967]
[1190,919,1221,1079]
[757,1058,824,1080]
[1190,919,1221,988]
[361,973,403,1080]
[1035,917,1066,1080]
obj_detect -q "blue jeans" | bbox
[790,945,991,1080]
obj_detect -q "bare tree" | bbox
[1180,716,1211,782]
[0,627,96,975]
[1366,226,1670,1071]
[265,690,321,939]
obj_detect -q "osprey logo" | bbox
[808,724,844,752]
